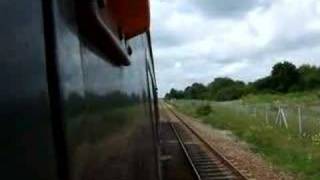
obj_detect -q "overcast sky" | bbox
[150,0,320,97]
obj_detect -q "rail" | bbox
[163,102,249,180]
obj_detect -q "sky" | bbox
[150,0,320,97]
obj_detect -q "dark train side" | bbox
[0,0,160,180]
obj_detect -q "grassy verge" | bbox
[242,91,320,106]
[169,99,320,179]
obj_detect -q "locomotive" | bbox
[1,0,160,180]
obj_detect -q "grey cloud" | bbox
[269,32,320,54]
[250,32,320,60]
[152,28,185,48]
[206,57,239,65]
[189,0,272,18]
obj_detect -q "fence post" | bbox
[280,107,288,129]
[275,105,288,129]
[298,106,302,135]
[254,106,257,118]
[276,106,281,125]
[265,105,269,124]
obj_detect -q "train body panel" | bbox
[0,0,59,179]
[0,0,160,180]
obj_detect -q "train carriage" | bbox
[0,0,160,180]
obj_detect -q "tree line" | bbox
[165,61,320,101]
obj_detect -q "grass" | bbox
[170,99,320,179]
[240,92,320,136]
[242,91,320,106]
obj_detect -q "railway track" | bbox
[162,103,249,180]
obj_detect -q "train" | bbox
[1,0,160,180]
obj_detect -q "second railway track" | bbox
[162,103,249,180]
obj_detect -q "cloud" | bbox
[189,0,273,18]
[150,0,320,97]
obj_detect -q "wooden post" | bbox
[254,107,257,118]
[276,106,281,125]
[279,107,283,127]
[280,108,288,129]
[298,106,302,135]
[265,105,269,124]
[275,105,288,129]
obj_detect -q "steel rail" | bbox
[160,103,202,180]
[164,102,249,180]
[168,118,202,180]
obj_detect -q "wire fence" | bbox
[218,101,320,137]
[171,99,320,138]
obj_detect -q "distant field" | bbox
[169,95,320,180]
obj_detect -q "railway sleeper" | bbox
[198,168,228,173]
[188,148,209,154]
[193,159,220,163]
[195,161,225,167]
[202,175,237,180]
[200,171,233,177]
[190,153,209,157]
[192,157,213,161]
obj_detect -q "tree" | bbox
[252,76,275,93]
[208,77,235,98]
[165,88,184,99]
[215,85,247,101]
[298,64,320,90]
[165,61,320,101]
[184,83,207,99]
[270,61,299,92]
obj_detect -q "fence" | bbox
[171,99,320,137]
[222,102,320,137]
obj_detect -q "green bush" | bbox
[196,104,212,116]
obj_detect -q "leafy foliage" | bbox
[165,61,320,101]
[196,104,212,116]
[298,65,320,90]
[271,61,300,92]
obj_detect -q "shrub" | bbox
[196,104,212,116]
